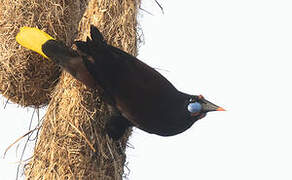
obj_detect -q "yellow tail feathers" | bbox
[16,27,55,59]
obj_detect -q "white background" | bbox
[1,0,292,179]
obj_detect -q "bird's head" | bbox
[186,95,225,121]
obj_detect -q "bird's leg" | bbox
[105,115,133,140]
[100,91,115,106]
[105,106,133,140]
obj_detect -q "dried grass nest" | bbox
[1,0,141,179]
[0,0,87,107]
[25,0,141,177]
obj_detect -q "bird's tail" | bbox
[41,40,78,65]
[16,26,78,63]
[16,25,106,61]
[16,27,55,59]
[16,27,97,88]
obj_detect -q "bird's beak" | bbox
[16,27,55,59]
[200,98,225,112]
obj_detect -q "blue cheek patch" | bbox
[187,102,202,113]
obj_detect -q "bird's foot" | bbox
[105,115,132,141]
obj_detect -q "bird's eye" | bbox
[187,102,202,113]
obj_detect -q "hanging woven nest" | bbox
[0,0,87,107]
[25,0,141,179]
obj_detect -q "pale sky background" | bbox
[1,0,292,179]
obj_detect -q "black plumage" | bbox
[42,25,224,140]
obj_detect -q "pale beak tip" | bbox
[216,107,226,111]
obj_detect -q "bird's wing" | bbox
[77,40,181,126]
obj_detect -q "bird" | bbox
[16,25,225,140]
